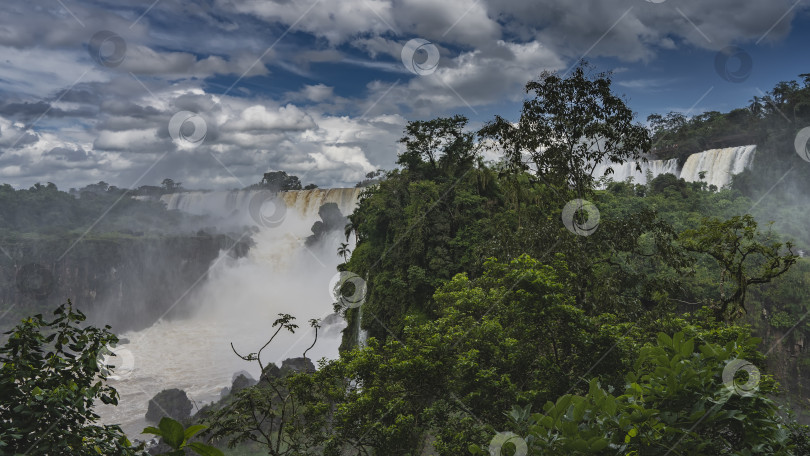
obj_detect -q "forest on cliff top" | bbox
[2,63,810,455]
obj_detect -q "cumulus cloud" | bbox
[0,0,804,189]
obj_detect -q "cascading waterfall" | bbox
[679,145,757,188]
[594,145,756,188]
[98,188,362,438]
[592,157,680,185]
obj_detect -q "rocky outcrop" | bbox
[280,357,316,376]
[231,371,257,394]
[305,203,348,247]
[146,388,193,423]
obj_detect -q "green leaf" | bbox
[589,437,609,451]
[680,338,694,357]
[188,441,225,456]
[142,426,162,437]
[158,417,185,449]
[184,424,208,441]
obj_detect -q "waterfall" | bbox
[98,187,363,437]
[594,145,756,189]
[679,145,757,188]
[160,188,364,221]
[593,158,680,185]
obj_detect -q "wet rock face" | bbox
[0,234,252,334]
[146,388,192,423]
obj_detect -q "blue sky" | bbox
[0,0,807,190]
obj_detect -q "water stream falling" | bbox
[593,145,756,188]
[97,188,362,438]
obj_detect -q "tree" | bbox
[472,331,793,455]
[337,242,351,263]
[0,302,145,455]
[680,215,797,321]
[397,115,476,178]
[261,171,303,191]
[290,255,629,455]
[161,178,182,192]
[480,61,651,195]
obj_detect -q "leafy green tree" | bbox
[473,331,792,455]
[143,417,222,456]
[260,171,303,191]
[290,255,631,455]
[337,242,351,263]
[0,301,145,455]
[397,115,476,179]
[680,215,798,321]
[480,61,651,195]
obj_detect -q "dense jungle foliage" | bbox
[3,63,810,455]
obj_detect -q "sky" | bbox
[0,0,808,190]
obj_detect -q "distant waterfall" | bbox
[595,145,756,188]
[592,158,680,185]
[679,145,757,188]
[99,187,363,437]
[160,188,364,220]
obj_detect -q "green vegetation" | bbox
[0,180,202,237]
[4,62,810,454]
[0,301,144,455]
[143,417,222,456]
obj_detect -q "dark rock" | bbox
[260,363,281,382]
[280,357,315,376]
[146,388,192,423]
[231,372,257,394]
[305,203,348,247]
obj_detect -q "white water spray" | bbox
[98,188,362,438]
